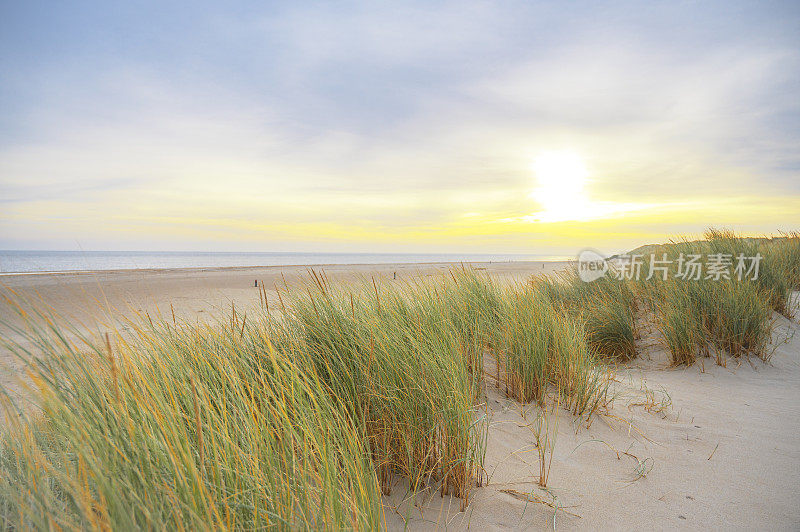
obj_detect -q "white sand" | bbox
[1,263,798,529]
[384,298,800,530]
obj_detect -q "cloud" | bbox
[0,1,798,251]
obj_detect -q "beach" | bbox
[1,261,798,529]
[0,260,565,338]
[0,261,566,399]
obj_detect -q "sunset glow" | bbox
[531,151,588,223]
[1,2,798,256]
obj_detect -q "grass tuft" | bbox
[1,228,796,526]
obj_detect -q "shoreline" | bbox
[0,258,571,278]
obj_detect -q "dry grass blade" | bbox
[499,488,581,518]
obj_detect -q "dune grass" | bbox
[653,280,701,366]
[532,228,796,367]
[0,267,616,528]
[649,276,773,365]
[493,284,609,416]
[704,228,793,317]
[275,272,489,502]
[0,230,796,527]
[639,229,792,365]
[762,231,800,297]
[0,306,382,530]
[535,270,637,362]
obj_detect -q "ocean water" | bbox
[0,250,562,274]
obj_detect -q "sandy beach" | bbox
[1,262,798,530]
[0,260,565,343]
[0,262,566,399]
[4,2,799,528]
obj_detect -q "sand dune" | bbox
[385,301,800,530]
[1,263,798,530]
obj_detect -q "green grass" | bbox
[704,228,793,317]
[0,268,614,528]
[0,229,796,527]
[277,273,488,501]
[653,276,773,365]
[640,228,793,365]
[533,228,797,367]
[493,283,610,416]
[0,270,504,528]
[0,305,382,530]
[535,269,637,362]
[653,280,701,365]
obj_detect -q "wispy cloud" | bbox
[0,1,798,251]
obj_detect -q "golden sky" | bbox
[1,2,799,256]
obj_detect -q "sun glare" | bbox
[530,151,591,222]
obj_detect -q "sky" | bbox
[1,1,799,256]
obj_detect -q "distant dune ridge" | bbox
[614,233,798,259]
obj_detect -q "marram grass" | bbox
[493,283,611,416]
[0,306,382,530]
[0,270,506,528]
[275,273,489,503]
[1,234,796,528]
[534,269,637,362]
[641,229,795,365]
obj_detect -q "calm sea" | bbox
[0,250,563,274]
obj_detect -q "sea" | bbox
[0,250,564,274]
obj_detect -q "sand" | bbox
[1,262,799,530]
[384,300,800,530]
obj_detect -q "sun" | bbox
[530,151,591,222]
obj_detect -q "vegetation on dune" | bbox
[277,272,489,502]
[1,269,601,528]
[704,228,794,317]
[0,309,382,530]
[534,269,637,362]
[649,276,773,365]
[511,228,798,368]
[641,229,797,365]
[494,284,609,416]
[0,229,797,528]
